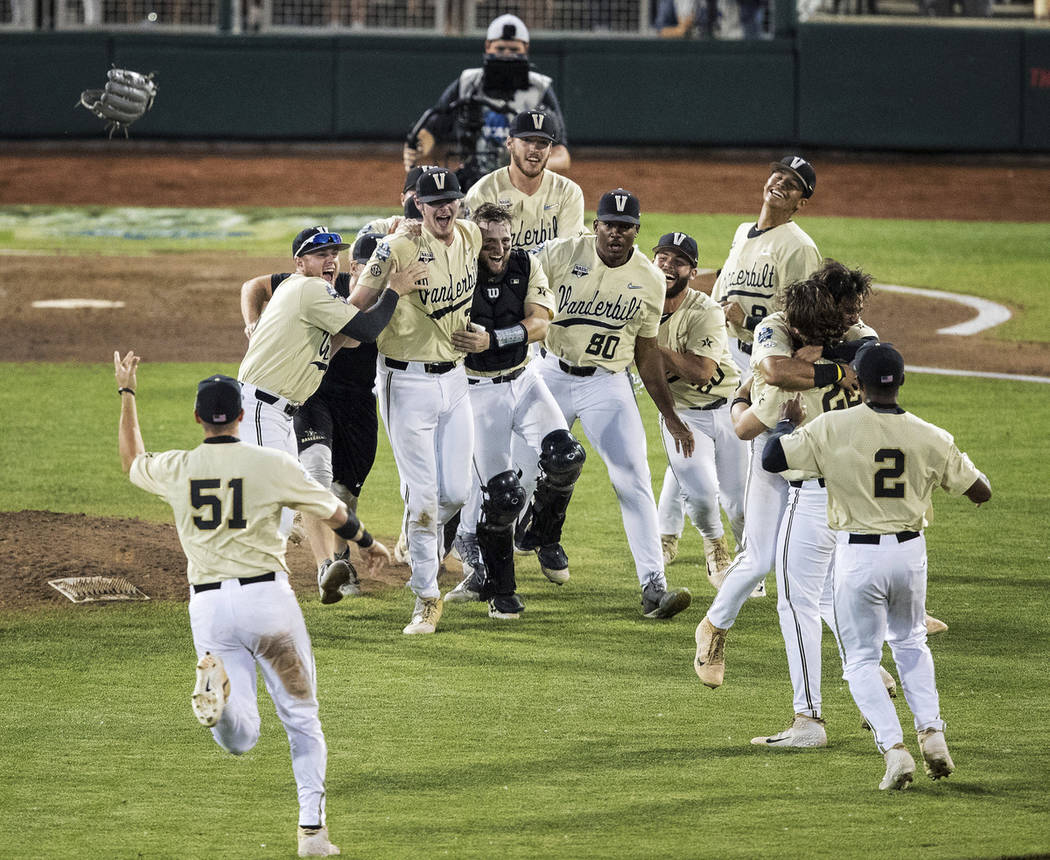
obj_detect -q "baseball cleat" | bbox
[751,713,828,749]
[488,593,525,620]
[749,578,767,599]
[452,532,486,581]
[393,531,410,565]
[878,665,898,698]
[333,548,361,597]
[298,825,340,856]
[317,558,353,605]
[879,744,916,791]
[703,535,732,589]
[536,543,570,584]
[191,652,230,728]
[288,511,306,546]
[917,728,955,780]
[403,596,443,635]
[925,613,949,635]
[444,570,486,603]
[694,616,727,688]
[661,533,680,566]
[641,581,692,619]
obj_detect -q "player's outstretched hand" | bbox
[114,350,140,391]
[392,217,421,239]
[719,299,745,328]
[837,362,860,394]
[780,394,804,425]
[360,540,392,576]
[451,323,491,354]
[667,415,695,458]
[389,260,429,296]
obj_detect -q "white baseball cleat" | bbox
[878,744,916,791]
[703,535,732,589]
[317,558,353,605]
[661,533,680,566]
[925,613,949,635]
[751,713,828,749]
[694,616,727,688]
[191,652,230,728]
[918,728,955,780]
[298,825,340,856]
[749,578,767,599]
[878,665,897,698]
[403,596,443,635]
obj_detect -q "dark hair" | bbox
[811,259,872,308]
[784,279,849,346]
[471,202,513,227]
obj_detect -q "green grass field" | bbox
[1,207,1048,859]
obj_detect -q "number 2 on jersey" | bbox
[873,449,906,498]
[190,478,247,530]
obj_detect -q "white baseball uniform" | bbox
[711,220,821,373]
[533,235,668,587]
[655,288,746,545]
[129,437,340,828]
[779,403,982,752]
[357,219,481,599]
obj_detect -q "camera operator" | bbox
[403,14,570,191]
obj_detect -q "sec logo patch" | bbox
[370,263,382,277]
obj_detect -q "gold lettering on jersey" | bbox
[556,284,644,325]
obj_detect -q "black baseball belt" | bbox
[468,367,526,385]
[558,360,596,377]
[192,571,276,594]
[789,478,826,488]
[385,357,457,374]
[251,387,299,417]
[738,340,753,355]
[688,397,728,411]
[848,531,921,544]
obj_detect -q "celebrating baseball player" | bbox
[464,109,586,251]
[403,14,570,189]
[115,352,384,856]
[531,188,694,618]
[651,231,746,588]
[441,202,585,618]
[760,341,991,789]
[694,259,872,691]
[352,168,481,635]
[241,231,411,603]
[712,155,823,375]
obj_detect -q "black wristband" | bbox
[357,530,374,549]
[773,418,797,434]
[731,397,751,408]
[813,362,843,388]
[118,387,135,396]
[332,509,364,543]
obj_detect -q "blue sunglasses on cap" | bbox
[295,231,344,257]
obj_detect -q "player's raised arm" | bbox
[114,350,144,472]
[240,275,273,340]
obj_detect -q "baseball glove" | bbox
[78,68,157,138]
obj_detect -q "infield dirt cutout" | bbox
[1,150,1047,609]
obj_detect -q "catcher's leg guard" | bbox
[477,471,527,597]
[524,430,586,547]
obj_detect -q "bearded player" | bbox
[532,188,694,618]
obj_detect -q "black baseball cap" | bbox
[596,188,641,226]
[769,155,816,199]
[852,341,905,388]
[195,375,242,424]
[509,110,558,143]
[653,232,699,267]
[352,231,383,264]
[292,226,350,258]
[415,168,465,204]
[403,164,439,194]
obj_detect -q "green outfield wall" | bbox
[1,25,1047,151]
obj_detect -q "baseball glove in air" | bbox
[79,68,157,137]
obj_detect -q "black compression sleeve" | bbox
[761,420,796,473]
[339,289,400,342]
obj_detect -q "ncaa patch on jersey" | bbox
[498,198,512,208]
[757,326,774,344]
[571,264,589,278]
[376,241,392,262]
[419,251,435,264]
[325,284,346,302]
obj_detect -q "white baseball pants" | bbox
[461,364,567,535]
[707,431,789,629]
[656,406,746,545]
[833,532,945,753]
[239,384,300,537]
[189,572,328,828]
[378,361,474,599]
[536,352,664,588]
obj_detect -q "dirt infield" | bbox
[1,148,1046,608]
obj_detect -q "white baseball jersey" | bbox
[129,439,340,585]
[658,288,740,409]
[711,221,822,343]
[357,220,482,362]
[465,166,586,251]
[238,273,360,404]
[536,238,665,372]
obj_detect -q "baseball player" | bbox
[352,168,482,635]
[442,202,585,617]
[115,352,385,856]
[694,259,871,691]
[359,164,439,242]
[464,109,586,251]
[531,188,695,618]
[240,232,409,602]
[651,231,746,588]
[403,14,570,188]
[760,341,991,789]
[711,155,823,375]
[236,225,421,539]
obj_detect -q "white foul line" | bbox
[876,283,1012,336]
[906,365,1050,384]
